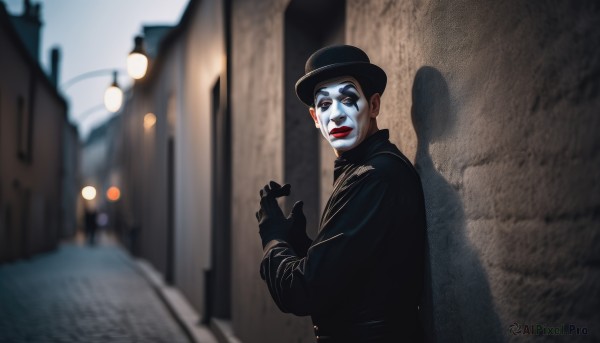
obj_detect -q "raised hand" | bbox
[256,181,293,247]
[256,181,291,224]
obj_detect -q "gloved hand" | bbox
[288,201,312,257]
[256,181,292,247]
[256,181,308,249]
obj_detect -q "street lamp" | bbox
[62,68,126,117]
[61,36,150,122]
[127,36,148,80]
[104,71,123,113]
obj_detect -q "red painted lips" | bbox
[329,126,352,138]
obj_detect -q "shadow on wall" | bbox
[411,66,505,343]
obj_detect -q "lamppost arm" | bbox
[61,68,128,92]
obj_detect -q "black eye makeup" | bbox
[317,100,331,111]
[314,82,362,112]
[315,88,331,111]
[339,84,360,111]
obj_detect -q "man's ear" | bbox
[369,93,381,118]
[309,107,320,128]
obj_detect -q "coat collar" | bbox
[336,129,389,165]
[333,129,390,182]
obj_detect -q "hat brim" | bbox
[295,62,387,107]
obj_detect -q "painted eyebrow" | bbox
[339,83,359,95]
[315,88,330,98]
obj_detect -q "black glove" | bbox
[288,201,312,257]
[256,181,293,247]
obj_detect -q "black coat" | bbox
[260,130,426,342]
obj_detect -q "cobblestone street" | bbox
[0,235,190,343]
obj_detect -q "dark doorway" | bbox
[284,0,346,236]
[165,136,175,285]
[205,75,232,323]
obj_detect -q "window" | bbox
[16,96,29,160]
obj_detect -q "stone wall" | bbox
[347,0,600,342]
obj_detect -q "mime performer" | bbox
[256,45,426,343]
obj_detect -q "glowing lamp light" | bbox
[127,53,148,80]
[81,186,97,200]
[106,186,121,202]
[144,112,157,129]
[104,86,123,112]
[127,36,148,79]
[104,71,123,112]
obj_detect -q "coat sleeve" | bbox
[259,166,401,316]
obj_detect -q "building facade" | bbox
[0,2,74,262]
[115,0,600,342]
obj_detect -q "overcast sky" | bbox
[4,0,189,139]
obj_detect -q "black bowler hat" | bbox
[295,45,387,107]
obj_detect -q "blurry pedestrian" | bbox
[84,205,98,246]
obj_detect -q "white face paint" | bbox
[312,77,371,153]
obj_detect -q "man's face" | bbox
[310,77,372,153]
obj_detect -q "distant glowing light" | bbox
[127,52,148,79]
[106,186,121,202]
[144,112,157,129]
[82,186,97,200]
[104,85,123,112]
